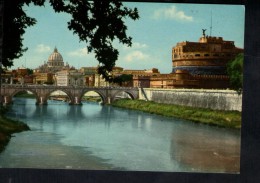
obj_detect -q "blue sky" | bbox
[13,2,245,74]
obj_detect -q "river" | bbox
[0,98,240,173]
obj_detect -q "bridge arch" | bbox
[80,89,106,104]
[111,90,136,103]
[5,89,38,104]
[11,88,37,98]
[46,89,73,104]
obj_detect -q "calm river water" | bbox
[0,98,240,173]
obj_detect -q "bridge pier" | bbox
[2,96,12,105]
[107,97,111,104]
[36,96,48,105]
[69,96,82,105]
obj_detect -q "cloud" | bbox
[153,6,193,22]
[124,51,149,62]
[68,47,89,57]
[132,42,148,49]
[35,44,51,53]
[122,42,148,50]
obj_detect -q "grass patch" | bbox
[0,112,30,152]
[111,99,241,129]
[82,96,102,102]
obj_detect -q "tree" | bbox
[26,68,33,75]
[3,0,45,68]
[113,74,133,86]
[227,53,243,94]
[2,0,139,82]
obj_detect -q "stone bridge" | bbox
[0,84,139,105]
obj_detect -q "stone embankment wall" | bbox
[139,88,242,111]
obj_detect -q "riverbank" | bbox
[0,115,30,153]
[111,99,241,129]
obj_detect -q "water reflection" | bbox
[170,122,240,173]
[3,98,240,172]
[136,115,152,131]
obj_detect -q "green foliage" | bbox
[3,0,139,82]
[0,105,9,116]
[15,92,35,98]
[112,99,241,129]
[0,115,30,152]
[27,68,34,75]
[0,115,30,134]
[3,0,45,68]
[113,74,133,86]
[227,53,243,94]
[0,106,30,152]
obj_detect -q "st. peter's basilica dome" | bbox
[47,47,64,67]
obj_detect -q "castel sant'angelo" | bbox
[167,30,243,89]
[172,29,243,75]
[134,30,243,89]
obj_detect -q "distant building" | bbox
[6,66,34,84]
[122,68,160,87]
[32,47,77,85]
[54,70,68,86]
[94,74,110,87]
[79,67,98,86]
[0,70,15,84]
[34,47,73,74]
[79,67,98,75]
[121,68,160,76]
[150,73,177,88]
[17,66,28,76]
[172,30,243,75]
[80,66,124,87]
[112,66,124,74]
[23,75,34,84]
[134,69,231,89]
[55,69,84,86]
[133,76,151,88]
[34,72,53,85]
[134,31,243,89]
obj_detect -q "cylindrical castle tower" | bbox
[172,31,243,75]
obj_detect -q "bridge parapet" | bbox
[0,84,139,105]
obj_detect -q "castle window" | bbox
[195,54,200,57]
[204,54,210,57]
